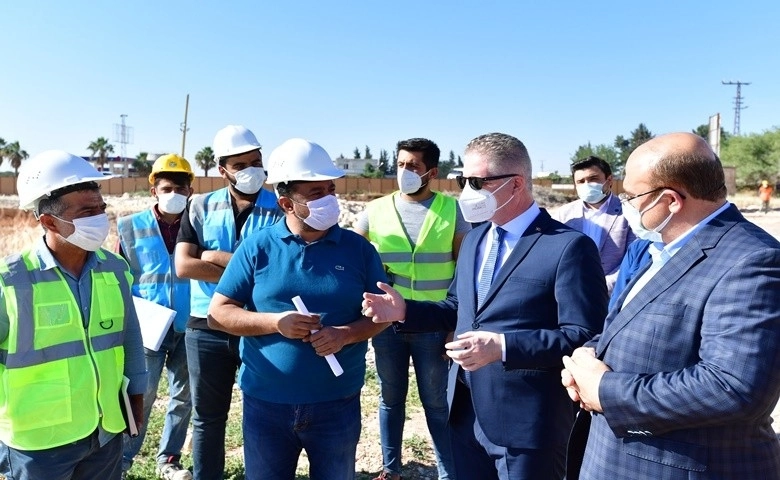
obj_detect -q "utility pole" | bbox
[721,80,750,135]
[113,114,133,177]
[180,94,190,158]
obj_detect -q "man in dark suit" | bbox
[562,132,780,479]
[363,132,608,480]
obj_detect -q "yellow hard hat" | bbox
[149,154,194,184]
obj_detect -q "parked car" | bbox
[446,167,464,179]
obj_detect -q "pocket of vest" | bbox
[7,361,72,431]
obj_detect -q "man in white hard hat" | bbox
[175,125,283,479]
[208,138,388,480]
[0,150,146,479]
[118,154,195,480]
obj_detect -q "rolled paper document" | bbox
[291,295,344,377]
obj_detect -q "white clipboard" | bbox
[131,296,176,351]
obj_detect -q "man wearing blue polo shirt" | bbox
[207,138,387,480]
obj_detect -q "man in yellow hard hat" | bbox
[117,154,195,480]
[0,150,147,479]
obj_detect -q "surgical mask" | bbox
[576,182,608,204]
[622,193,673,243]
[294,194,341,231]
[157,192,188,214]
[56,213,110,251]
[231,167,266,194]
[457,178,513,223]
[397,168,429,195]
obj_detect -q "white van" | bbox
[446,167,464,179]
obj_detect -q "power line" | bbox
[721,80,751,135]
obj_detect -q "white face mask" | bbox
[397,168,429,195]
[231,166,266,194]
[576,182,608,204]
[55,213,110,251]
[294,195,341,231]
[621,192,673,243]
[457,178,513,223]
[157,192,188,215]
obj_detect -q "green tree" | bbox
[364,145,372,160]
[437,154,456,178]
[3,141,28,177]
[133,152,152,177]
[87,137,115,173]
[449,150,456,164]
[195,146,216,177]
[692,123,731,150]
[720,128,780,188]
[0,138,6,169]
[612,123,654,175]
[457,155,462,167]
[378,149,390,177]
[386,150,397,176]
[353,147,361,160]
[362,162,381,178]
[570,142,620,173]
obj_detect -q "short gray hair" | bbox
[465,133,532,191]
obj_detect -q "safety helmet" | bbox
[212,125,261,159]
[149,153,195,184]
[265,138,344,185]
[17,150,111,211]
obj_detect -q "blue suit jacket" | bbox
[398,209,608,449]
[571,205,780,479]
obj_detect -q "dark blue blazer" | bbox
[397,209,608,449]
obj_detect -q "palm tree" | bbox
[195,146,215,177]
[87,137,115,173]
[0,137,6,169]
[133,152,152,177]
[4,141,28,177]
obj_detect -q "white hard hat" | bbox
[265,138,344,185]
[17,150,112,211]
[212,125,261,159]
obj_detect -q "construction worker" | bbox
[208,137,388,480]
[0,150,146,479]
[118,154,195,480]
[175,125,283,479]
[354,138,469,480]
[759,179,774,214]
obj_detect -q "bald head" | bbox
[627,132,726,202]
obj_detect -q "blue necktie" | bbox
[477,226,505,309]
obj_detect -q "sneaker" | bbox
[372,472,402,480]
[157,461,192,480]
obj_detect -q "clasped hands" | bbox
[362,282,502,371]
[561,347,611,413]
[276,311,346,357]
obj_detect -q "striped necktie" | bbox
[477,226,505,309]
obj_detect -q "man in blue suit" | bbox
[363,132,608,479]
[563,132,780,479]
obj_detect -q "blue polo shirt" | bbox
[215,219,387,404]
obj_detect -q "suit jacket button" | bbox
[472,322,480,329]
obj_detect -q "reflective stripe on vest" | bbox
[118,209,190,331]
[0,248,129,450]
[366,192,456,301]
[188,187,283,317]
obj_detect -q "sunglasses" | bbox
[455,174,517,190]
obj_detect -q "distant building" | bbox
[334,155,382,176]
[82,156,136,177]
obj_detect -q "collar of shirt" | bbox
[581,192,612,218]
[478,201,541,275]
[275,218,343,244]
[658,201,731,261]
[35,235,100,280]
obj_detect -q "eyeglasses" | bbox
[618,186,686,203]
[455,174,517,190]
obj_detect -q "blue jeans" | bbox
[0,430,123,480]
[185,327,241,480]
[372,329,455,479]
[123,327,191,471]
[242,391,361,480]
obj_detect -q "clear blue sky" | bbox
[2,1,778,176]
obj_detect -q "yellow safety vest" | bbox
[0,248,129,450]
[367,192,456,301]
